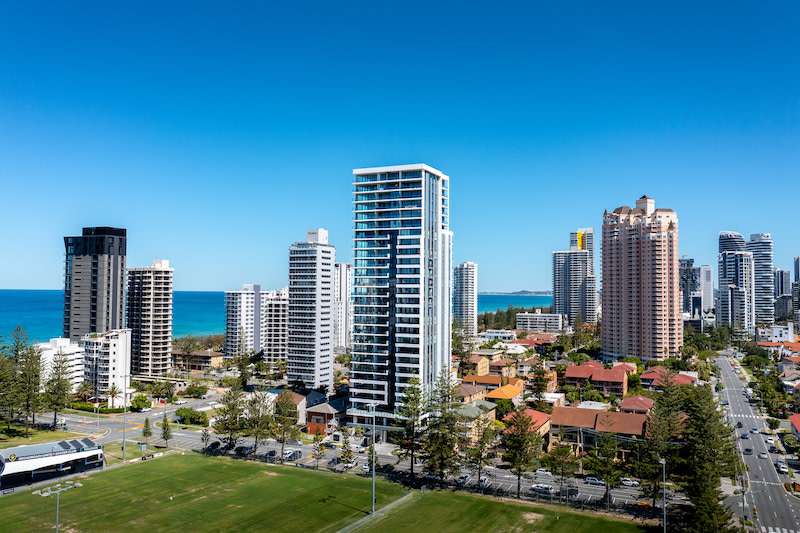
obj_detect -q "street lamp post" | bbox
[659,458,666,533]
[39,481,83,533]
[122,377,128,462]
[370,405,376,515]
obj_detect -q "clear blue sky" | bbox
[1,2,798,292]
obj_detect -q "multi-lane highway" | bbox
[717,352,800,533]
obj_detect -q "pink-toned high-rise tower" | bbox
[601,196,682,361]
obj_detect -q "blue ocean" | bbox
[0,290,551,342]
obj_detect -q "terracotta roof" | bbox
[758,342,783,347]
[489,358,517,367]
[502,409,551,430]
[591,367,627,383]
[641,366,667,379]
[550,406,597,429]
[520,357,539,365]
[551,407,646,436]
[565,366,595,380]
[462,375,524,387]
[784,356,800,363]
[789,413,800,435]
[613,363,637,374]
[619,395,655,412]
[469,354,488,364]
[584,360,604,368]
[454,383,486,398]
[485,384,524,400]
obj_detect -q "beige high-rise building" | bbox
[601,196,682,361]
[127,259,174,376]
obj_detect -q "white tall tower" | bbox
[748,233,774,326]
[127,259,174,376]
[288,229,335,390]
[698,265,713,313]
[348,164,452,436]
[333,262,353,349]
[554,228,597,326]
[453,261,478,336]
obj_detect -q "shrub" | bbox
[175,407,208,426]
[185,385,208,398]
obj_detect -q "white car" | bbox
[535,468,553,477]
[345,459,358,469]
[620,477,640,487]
[362,462,371,471]
[530,483,554,495]
[175,399,187,405]
[766,437,775,445]
[456,474,471,485]
[478,476,489,488]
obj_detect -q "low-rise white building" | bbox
[82,329,132,407]
[516,310,568,332]
[36,337,85,392]
[479,330,517,342]
[757,322,794,343]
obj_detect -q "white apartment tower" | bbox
[82,329,132,407]
[349,164,453,435]
[748,233,775,326]
[126,259,173,376]
[36,338,86,392]
[333,262,353,349]
[453,261,478,336]
[717,231,755,333]
[553,228,597,326]
[224,284,288,364]
[287,229,335,390]
[698,265,714,313]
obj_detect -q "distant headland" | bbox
[478,290,552,296]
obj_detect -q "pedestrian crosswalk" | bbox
[761,527,797,533]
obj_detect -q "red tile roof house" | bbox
[488,358,518,378]
[564,364,628,397]
[502,409,551,437]
[548,406,647,460]
[640,366,697,390]
[618,395,655,415]
[789,413,800,440]
[462,375,525,392]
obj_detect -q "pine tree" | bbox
[44,349,72,429]
[201,427,210,450]
[312,426,325,469]
[214,383,245,448]
[465,416,498,485]
[273,390,300,462]
[18,343,43,437]
[503,406,542,498]
[161,411,172,448]
[422,370,461,480]
[394,378,425,477]
[142,417,152,443]
[340,427,353,465]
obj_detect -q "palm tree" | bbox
[77,381,94,403]
[107,385,121,409]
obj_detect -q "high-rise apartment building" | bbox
[553,228,597,326]
[679,257,699,314]
[333,262,353,349]
[717,231,755,333]
[287,229,335,390]
[698,265,713,313]
[127,259,173,376]
[224,284,288,365]
[83,329,131,407]
[348,164,452,435]
[601,196,681,361]
[774,268,791,298]
[747,233,774,326]
[453,261,478,336]
[63,227,127,342]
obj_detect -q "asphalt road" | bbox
[717,351,800,532]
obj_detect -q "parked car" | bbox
[206,441,221,452]
[265,450,277,459]
[769,445,778,453]
[535,468,553,477]
[324,442,337,449]
[766,437,775,445]
[362,462,371,472]
[620,477,640,487]
[354,445,366,453]
[560,486,579,498]
[140,407,151,412]
[175,399,187,405]
[377,464,394,474]
[530,483,554,495]
[478,476,489,488]
[327,456,341,467]
[585,476,605,486]
[456,474,471,485]
[776,462,789,474]
[345,459,358,469]
[282,450,301,461]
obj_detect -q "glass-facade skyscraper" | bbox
[348,164,452,437]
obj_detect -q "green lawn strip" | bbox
[0,453,404,533]
[358,490,650,533]
[0,426,87,449]
[101,440,164,466]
